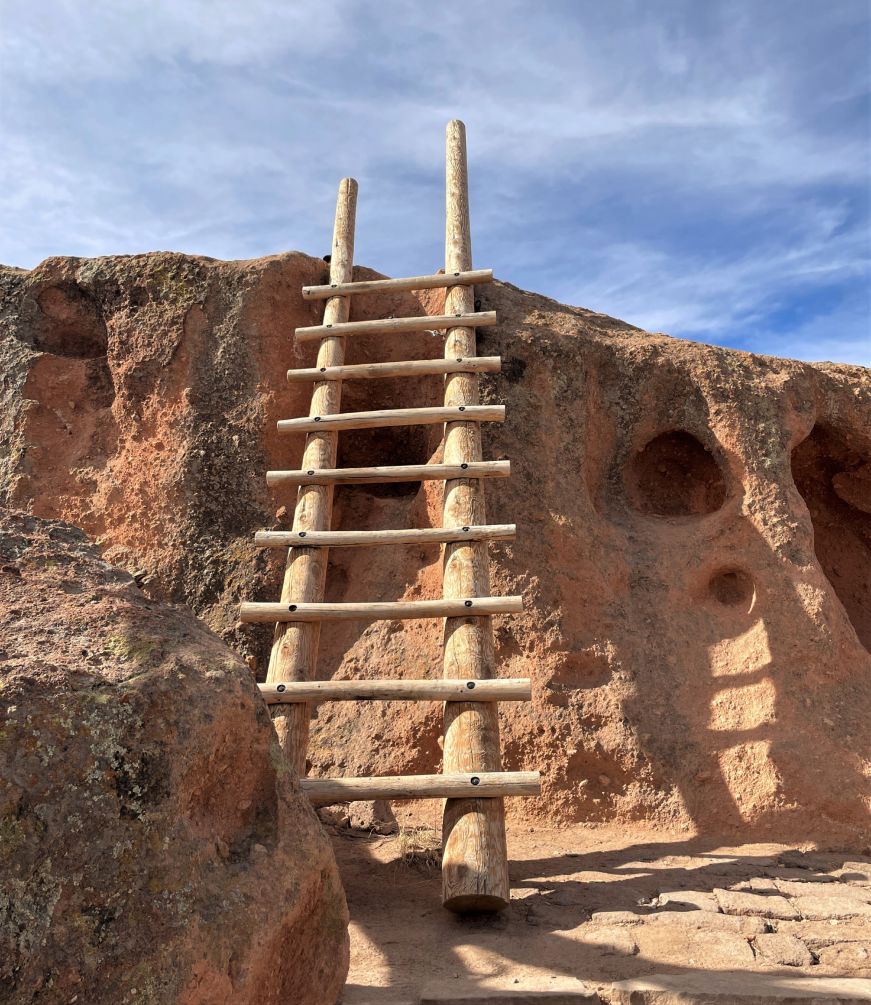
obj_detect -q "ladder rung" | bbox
[277,405,504,434]
[238,596,523,624]
[295,311,497,343]
[301,268,493,300]
[301,771,541,804]
[266,460,510,486]
[287,355,502,382]
[254,524,516,549]
[260,677,531,703]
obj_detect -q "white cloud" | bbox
[0,0,867,363]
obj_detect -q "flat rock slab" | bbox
[633,927,755,968]
[752,932,814,967]
[656,891,720,912]
[420,981,601,1003]
[793,893,871,921]
[816,942,871,973]
[714,888,801,920]
[589,909,767,936]
[776,880,871,903]
[606,972,871,1003]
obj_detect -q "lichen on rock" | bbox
[0,508,348,1004]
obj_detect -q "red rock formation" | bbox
[0,508,348,1005]
[1,252,868,847]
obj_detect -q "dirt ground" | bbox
[333,815,871,1003]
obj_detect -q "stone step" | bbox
[605,973,871,1004]
[349,973,871,1005]
[419,983,601,1003]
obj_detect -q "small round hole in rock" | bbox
[708,569,755,612]
[626,430,728,517]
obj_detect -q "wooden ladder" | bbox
[240,120,539,913]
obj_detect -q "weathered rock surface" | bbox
[1,251,869,845]
[0,509,348,1004]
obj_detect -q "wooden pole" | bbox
[259,678,532,704]
[287,356,502,382]
[265,177,357,774]
[302,267,493,300]
[265,460,510,487]
[242,596,523,624]
[254,524,516,549]
[277,404,504,434]
[295,310,496,342]
[302,771,540,805]
[440,120,511,912]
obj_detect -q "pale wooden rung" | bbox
[254,524,516,548]
[277,404,504,434]
[287,355,502,382]
[260,677,531,704]
[238,596,523,624]
[301,771,541,804]
[301,268,493,300]
[295,311,497,343]
[266,460,510,486]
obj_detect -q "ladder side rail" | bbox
[440,119,511,913]
[265,177,358,774]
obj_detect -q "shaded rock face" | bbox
[0,509,348,1005]
[1,252,869,847]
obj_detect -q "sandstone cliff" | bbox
[0,508,348,1005]
[1,253,868,847]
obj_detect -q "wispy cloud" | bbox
[0,0,868,363]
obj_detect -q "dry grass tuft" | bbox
[395,823,442,871]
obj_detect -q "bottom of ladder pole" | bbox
[442,796,511,913]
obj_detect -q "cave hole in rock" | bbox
[708,568,756,614]
[791,422,871,651]
[34,284,108,358]
[626,429,728,517]
[337,425,431,498]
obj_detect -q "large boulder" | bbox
[0,252,869,846]
[0,509,348,1004]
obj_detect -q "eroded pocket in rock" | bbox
[626,429,728,517]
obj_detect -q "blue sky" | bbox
[1,1,869,365]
